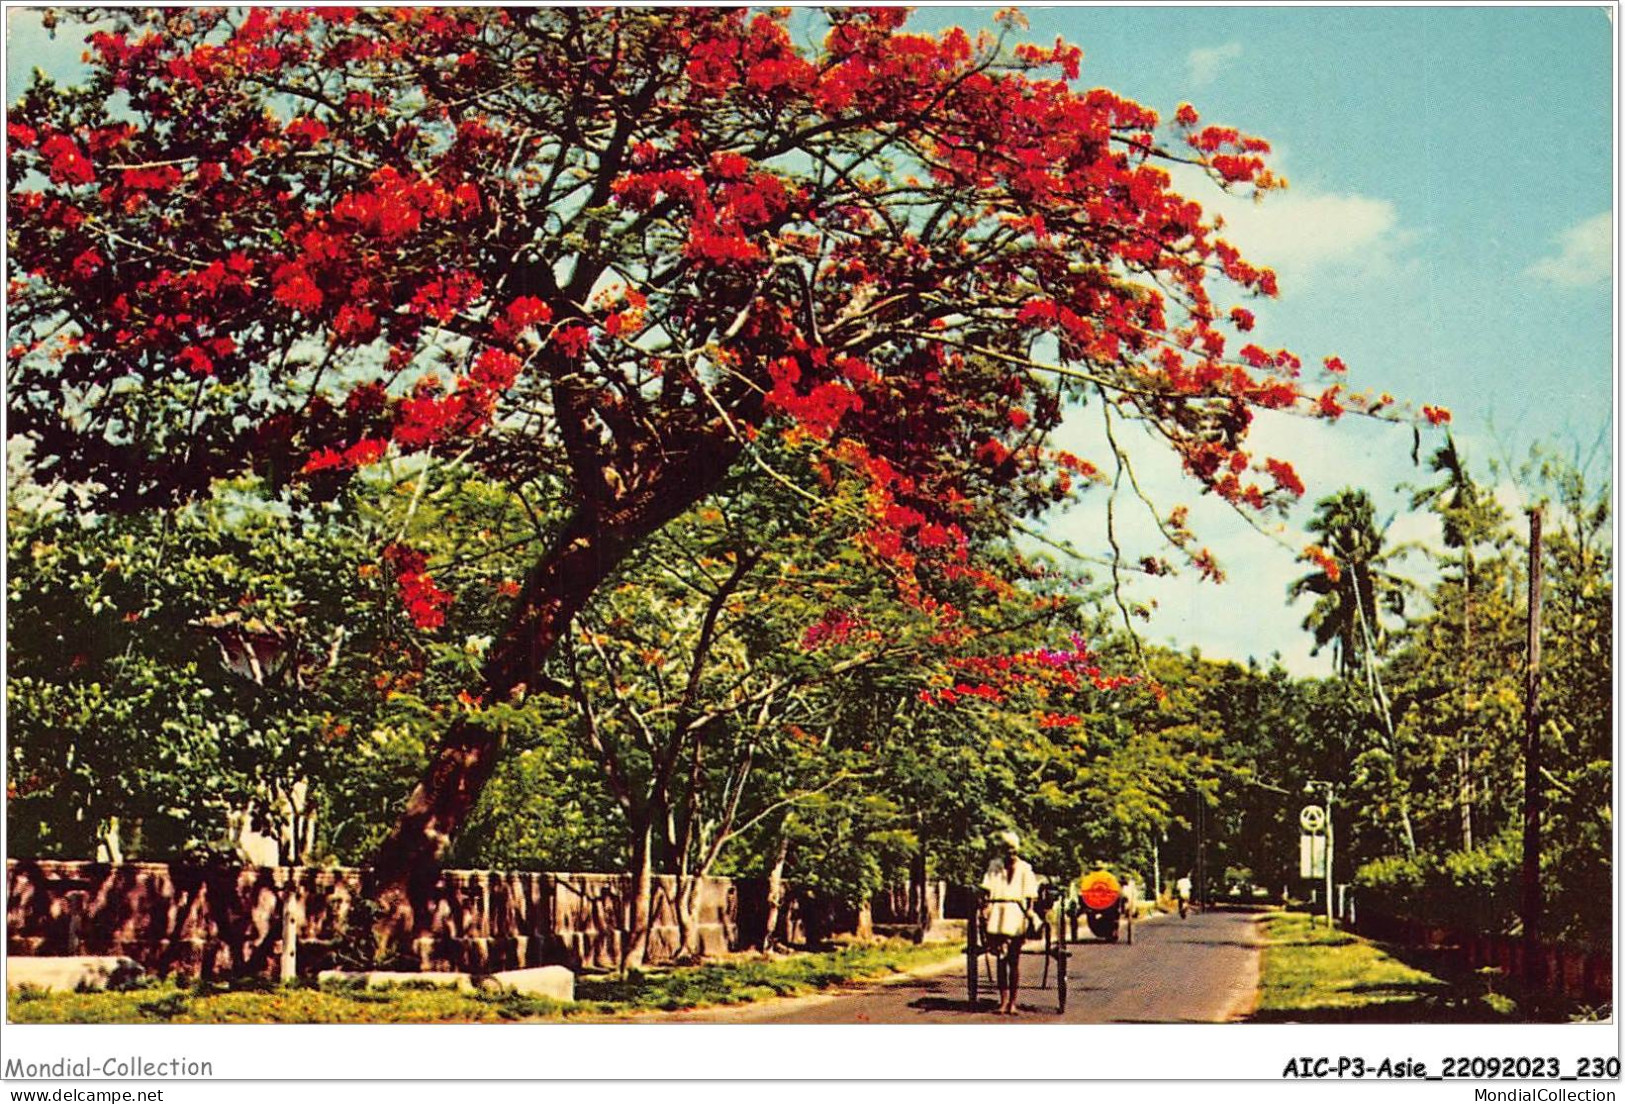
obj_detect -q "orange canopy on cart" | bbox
[1079,869,1121,911]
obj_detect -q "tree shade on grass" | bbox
[1251,911,1515,1023]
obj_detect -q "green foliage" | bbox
[6,476,397,861]
[447,733,625,872]
[1353,837,1521,937]
[1340,443,1610,949]
[7,392,1605,965]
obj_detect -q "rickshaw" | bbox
[1074,866,1133,944]
[965,880,1071,1012]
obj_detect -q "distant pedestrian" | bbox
[1175,873,1192,919]
[980,829,1038,1015]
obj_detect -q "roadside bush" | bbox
[1354,835,1520,937]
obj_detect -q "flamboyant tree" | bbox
[8,7,1424,936]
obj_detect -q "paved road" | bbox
[686,907,1263,1024]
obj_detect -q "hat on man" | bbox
[996,829,1021,851]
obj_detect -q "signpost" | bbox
[1303,783,1336,929]
[1298,825,1326,878]
[1298,804,1327,919]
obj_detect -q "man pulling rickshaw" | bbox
[978,829,1039,1015]
[969,835,1142,1014]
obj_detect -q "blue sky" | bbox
[6,6,1615,675]
[910,6,1615,674]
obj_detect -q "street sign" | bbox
[1300,833,1327,878]
[1299,804,1326,834]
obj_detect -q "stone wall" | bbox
[6,860,740,978]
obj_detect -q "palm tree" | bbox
[1288,487,1418,855]
[1407,433,1505,560]
[1405,435,1507,851]
[1289,489,1412,679]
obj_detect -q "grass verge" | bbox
[1250,911,1516,1023]
[7,940,960,1024]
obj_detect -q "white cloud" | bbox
[1187,42,1243,87]
[1527,212,1612,287]
[1210,187,1403,278]
[1166,159,1411,291]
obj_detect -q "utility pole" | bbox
[1151,834,1161,902]
[1521,507,1545,991]
[1196,797,1206,911]
[1325,786,1335,930]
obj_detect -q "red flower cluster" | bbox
[1264,457,1305,497]
[1301,544,1342,584]
[409,270,484,324]
[1316,386,1346,420]
[613,151,798,269]
[765,357,863,439]
[801,607,866,651]
[70,249,105,281]
[303,437,387,474]
[40,135,94,185]
[493,296,553,341]
[918,681,1005,707]
[271,264,323,313]
[285,116,328,145]
[121,165,181,191]
[393,381,476,449]
[332,167,469,241]
[383,544,453,630]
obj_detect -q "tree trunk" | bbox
[96,816,122,864]
[1396,793,1417,858]
[623,820,655,970]
[365,429,743,954]
[674,871,703,962]
[909,826,929,938]
[1457,745,1474,852]
[365,511,633,955]
[1460,555,1475,853]
[760,829,792,951]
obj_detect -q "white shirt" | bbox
[981,856,1039,937]
[1176,877,1192,898]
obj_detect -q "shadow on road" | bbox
[910,995,1007,1014]
[906,997,1070,1017]
[908,997,996,1014]
[1152,937,1262,951]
